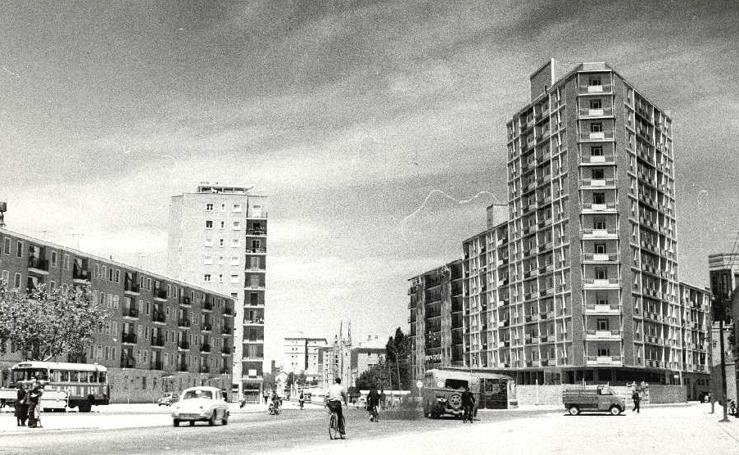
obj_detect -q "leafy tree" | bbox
[0,283,107,361]
[355,361,387,390]
[384,327,412,389]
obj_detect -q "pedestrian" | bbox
[299,390,305,410]
[15,383,28,427]
[27,382,44,428]
[632,389,641,414]
[461,386,475,423]
[367,385,380,422]
[380,389,386,410]
[263,389,269,405]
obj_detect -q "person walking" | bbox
[461,386,475,423]
[379,389,386,410]
[15,384,28,427]
[27,382,44,428]
[367,385,380,422]
[299,390,305,410]
[632,389,641,414]
[262,389,269,406]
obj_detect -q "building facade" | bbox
[317,325,386,389]
[708,253,739,403]
[0,228,234,403]
[408,260,464,380]
[283,335,327,383]
[167,183,267,402]
[407,60,711,389]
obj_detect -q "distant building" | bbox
[708,253,739,403]
[167,183,267,403]
[0,228,234,403]
[408,260,464,380]
[318,324,386,389]
[283,335,327,384]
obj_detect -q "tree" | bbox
[355,361,386,390]
[0,283,107,361]
[384,327,412,390]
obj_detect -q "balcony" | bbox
[150,360,163,370]
[153,288,168,300]
[178,363,188,372]
[580,131,614,141]
[584,304,620,315]
[121,332,137,344]
[223,306,234,316]
[180,296,192,306]
[202,301,213,311]
[244,283,266,291]
[581,178,616,188]
[246,229,267,236]
[585,329,621,340]
[222,346,232,355]
[200,344,211,353]
[246,248,267,254]
[579,83,612,94]
[582,202,617,213]
[122,308,139,318]
[120,357,136,369]
[582,253,618,263]
[200,365,210,374]
[28,257,49,274]
[151,336,165,347]
[152,311,166,323]
[72,264,90,281]
[124,281,140,294]
[586,355,623,366]
[202,323,213,332]
[178,318,191,328]
[221,326,233,335]
[583,278,620,289]
[178,340,190,350]
[579,107,613,118]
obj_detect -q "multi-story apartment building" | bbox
[283,335,327,383]
[407,60,710,392]
[408,260,463,380]
[0,228,234,402]
[167,183,267,402]
[708,253,739,403]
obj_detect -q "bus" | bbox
[11,361,110,412]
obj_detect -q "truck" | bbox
[562,385,625,416]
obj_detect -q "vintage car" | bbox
[422,368,515,419]
[171,386,229,426]
[562,385,625,415]
[157,392,179,406]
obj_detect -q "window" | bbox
[233,204,241,212]
[591,146,603,156]
[589,77,601,87]
[595,267,607,280]
[597,319,609,330]
[592,169,604,180]
[594,243,606,254]
[1,270,8,283]
[14,273,21,288]
[218,274,223,283]
[63,254,70,270]
[232,221,240,230]
[114,270,120,283]
[50,251,57,267]
[2,238,9,254]
[593,218,606,230]
[589,99,602,109]
[231,239,240,248]
[595,293,608,306]
[205,220,213,229]
[16,241,23,258]
[593,193,605,204]
[219,239,224,247]
[206,203,213,211]
[597,346,610,356]
[220,221,225,229]
[204,274,211,282]
[230,274,239,283]
[590,123,603,133]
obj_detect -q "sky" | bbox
[1,0,738,366]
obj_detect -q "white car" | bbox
[171,386,229,427]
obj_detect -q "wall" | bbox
[514,383,688,406]
[108,368,231,403]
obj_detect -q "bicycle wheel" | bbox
[329,413,339,440]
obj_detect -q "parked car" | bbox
[171,386,229,426]
[562,385,624,415]
[157,392,179,407]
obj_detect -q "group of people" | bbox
[14,382,44,428]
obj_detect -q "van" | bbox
[422,369,514,418]
[562,385,624,415]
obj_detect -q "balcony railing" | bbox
[582,253,618,262]
[579,107,613,117]
[582,202,617,212]
[153,288,168,300]
[178,340,190,350]
[121,332,137,344]
[152,311,166,323]
[579,83,612,94]
[246,229,267,236]
[151,336,165,347]
[583,278,620,288]
[200,344,211,353]
[120,357,136,368]
[246,248,267,254]
[581,177,616,188]
[28,257,49,272]
[72,264,90,281]
[580,131,614,141]
[122,307,139,318]
[124,281,140,293]
[582,228,618,238]
[178,319,191,328]
[585,329,621,339]
[586,355,623,365]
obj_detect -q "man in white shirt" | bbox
[326,378,347,435]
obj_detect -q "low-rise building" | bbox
[0,228,234,403]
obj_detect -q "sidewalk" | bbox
[0,401,271,435]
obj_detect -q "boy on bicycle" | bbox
[366,385,380,422]
[327,378,347,435]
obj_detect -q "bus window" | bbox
[60,371,69,382]
[98,372,106,384]
[79,371,89,383]
[49,370,60,382]
[91,371,98,383]
[69,371,78,382]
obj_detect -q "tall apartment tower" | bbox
[168,183,267,402]
[502,60,682,384]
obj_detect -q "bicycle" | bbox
[268,402,281,415]
[327,404,345,440]
[368,404,379,422]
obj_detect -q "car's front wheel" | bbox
[610,405,621,415]
[209,412,217,426]
[568,405,580,416]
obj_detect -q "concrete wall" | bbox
[514,383,688,406]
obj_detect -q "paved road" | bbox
[0,406,557,455]
[2,404,737,455]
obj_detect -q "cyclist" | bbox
[327,377,347,435]
[270,389,282,414]
[366,384,380,422]
[461,385,475,423]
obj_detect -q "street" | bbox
[1,403,738,454]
